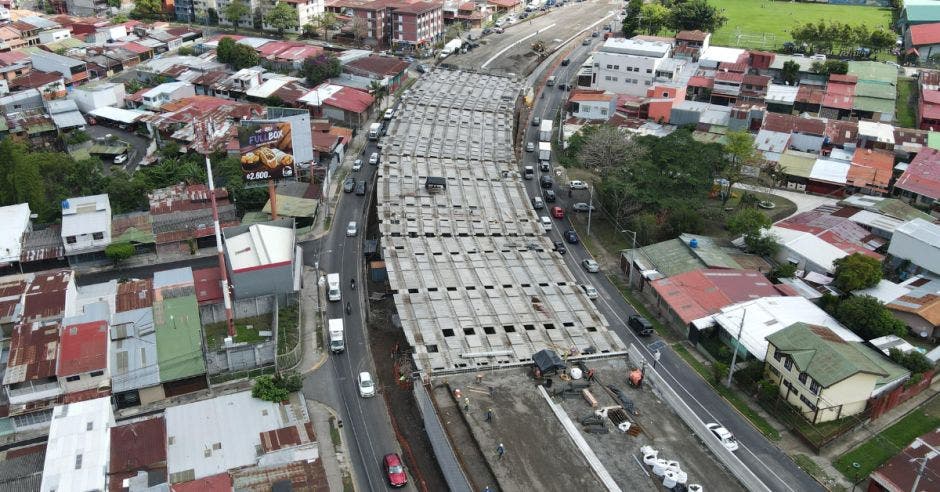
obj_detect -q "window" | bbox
[66,236,77,244]
[65,375,80,382]
[614,65,619,70]
[646,68,652,73]
[800,395,817,411]
[810,381,821,395]
[798,372,808,384]
[783,356,793,371]
[90,370,104,377]
[92,232,104,240]
[606,64,612,69]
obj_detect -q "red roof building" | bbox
[192,267,223,305]
[896,147,940,204]
[918,77,940,130]
[905,22,940,64]
[762,112,826,136]
[149,183,238,254]
[848,148,894,193]
[776,209,886,260]
[345,55,410,90]
[171,473,232,492]
[650,269,794,324]
[4,321,61,387]
[869,428,940,492]
[57,320,108,377]
[824,119,859,147]
[116,279,153,313]
[823,75,856,112]
[21,270,74,323]
[108,416,168,492]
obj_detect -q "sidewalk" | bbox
[306,398,354,491]
[297,266,327,375]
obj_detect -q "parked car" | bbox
[369,152,379,165]
[532,117,541,126]
[582,38,591,45]
[580,284,599,299]
[495,27,504,33]
[628,315,653,336]
[571,202,595,212]
[355,181,366,196]
[553,241,567,255]
[564,229,579,244]
[543,189,556,202]
[591,30,599,37]
[343,177,356,193]
[483,28,492,35]
[358,372,376,398]
[581,259,599,273]
[706,423,739,452]
[113,153,128,164]
[415,64,428,73]
[346,221,358,237]
[551,206,565,219]
[569,180,588,189]
[384,453,408,488]
[526,141,535,152]
[353,159,363,171]
[384,108,394,120]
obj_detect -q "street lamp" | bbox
[851,462,860,492]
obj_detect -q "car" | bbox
[705,423,739,452]
[353,159,363,171]
[346,221,358,236]
[628,314,654,336]
[482,28,492,35]
[551,206,564,219]
[543,189,556,202]
[569,180,588,189]
[519,12,529,18]
[384,453,408,487]
[358,371,376,398]
[540,175,553,189]
[580,284,599,299]
[571,202,595,212]
[384,108,394,120]
[113,153,128,164]
[557,83,567,90]
[494,27,504,34]
[582,38,591,46]
[581,259,599,272]
[343,177,356,193]
[369,152,379,165]
[526,141,535,152]
[564,229,579,244]
[523,166,535,179]
[591,30,599,37]
[561,58,570,66]
[376,140,384,150]
[355,181,366,196]
[532,117,541,126]
[531,196,544,209]
[540,216,552,232]
[553,241,567,255]
[415,64,428,74]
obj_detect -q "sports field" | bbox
[708,0,893,50]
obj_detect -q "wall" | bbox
[138,384,165,405]
[232,263,295,301]
[592,51,661,96]
[815,373,875,422]
[61,369,109,394]
[199,295,276,324]
[870,370,936,420]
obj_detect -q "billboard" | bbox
[238,121,295,181]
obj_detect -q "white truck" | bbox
[328,318,345,354]
[368,122,381,140]
[538,141,551,161]
[327,273,341,302]
[539,119,553,142]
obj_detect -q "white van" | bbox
[540,216,552,232]
[546,76,556,86]
[327,273,341,302]
[524,166,535,179]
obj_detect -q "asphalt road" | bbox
[519,38,825,492]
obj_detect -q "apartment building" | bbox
[591,38,674,96]
[389,1,443,51]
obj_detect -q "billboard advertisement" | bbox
[238,122,295,181]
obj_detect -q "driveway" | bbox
[733,183,838,216]
[85,124,152,173]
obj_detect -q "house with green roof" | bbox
[765,322,908,424]
[901,0,940,29]
[621,233,742,288]
[848,61,897,123]
[778,150,817,191]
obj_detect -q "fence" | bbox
[199,295,276,324]
[627,344,771,492]
[208,365,275,385]
[276,296,304,371]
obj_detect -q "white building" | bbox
[140,81,196,110]
[216,0,258,27]
[61,194,112,257]
[38,29,71,45]
[591,38,673,96]
[768,225,848,275]
[568,90,616,120]
[888,218,940,276]
[69,82,126,114]
[40,397,114,492]
[0,203,31,266]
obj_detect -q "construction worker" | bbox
[485,408,493,422]
[497,443,505,460]
[464,397,471,412]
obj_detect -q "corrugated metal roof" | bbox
[652,268,791,323]
[19,226,64,264]
[110,416,167,474]
[110,307,159,393]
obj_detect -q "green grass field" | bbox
[709,0,893,50]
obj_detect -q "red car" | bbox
[552,206,565,219]
[384,453,408,488]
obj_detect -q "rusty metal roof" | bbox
[21,270,72,322]
[116,279,153,313]
[20,225,64,264]
[3,320,61,385]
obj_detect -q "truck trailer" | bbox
[327,273,341,302]
[368,122,381,140]
[539,119,553,142]
[538,141,551,161]
[328,318,345,353]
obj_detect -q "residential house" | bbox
[298,83,374,128]
[888,218,940,277]
[895,147,940,209]
[821,74,856,120]
[151,267,208,395]
[46,99,86,131]
[881,275,940,340]
[389,1,444,52]
[223,220,299,300]
[12,21,40,47]
[107,416,168,490]
[139,81,196,110]
[0,443,46,491]
[343,54,410,92]
[869,429,940,492]
[56,316,109,402]
[10,71,66,99]
[40,397,114,492]
[29,51,88,86]
[38,28,71,45]
[904,21,940,63]
[900,0,940,31]
[0,277,28,337]
[592,38,673,97]
[144,95,263,154]
[847,147,894,195]
[675,30,710,51]
[110,279,163,409]
[622,233,747,290]
[0,25,26,51]
[61,194,112,264]
[68,82,126,113]
[444,1,488,29]
[149,183,237,257]
[568,89,616,120]
[0,203,31,272]
[918,75,940,130]
[65,0,109,16]
[847,61,897,123]
[765,322,906,424]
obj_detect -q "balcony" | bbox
[7,379,62,405]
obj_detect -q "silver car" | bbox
[346,221,358,237]
[581,259,599,273]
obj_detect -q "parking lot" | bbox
[85,123,150,173]
[435,358,744,491]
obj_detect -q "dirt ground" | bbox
[436,359,745,491]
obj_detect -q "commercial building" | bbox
[224,220,300,301]
[40,397,114,492]
[591,38,674,96]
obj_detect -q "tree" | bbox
[130,0,164,20]
[639,3,670,35]
[719,130,759,206]
[743,231,779,257]
[781,60,800,86]
[577,125,648,174]
[320,11,339,40]
[105,242,136,264]
[889,348,934,375]
[351,16,369,43]
[207,7,219,25]
[667,0,727,33]
[302,21,318,38]
[216,37,260,69]
[264,2,299,36]
[112,13,129,23]
[224,0,251,31]
[629,212,658,246]
[727,208,771,237]
[369,80,387,110]
[621,0,643,37]
[832,295,906,340]
[810,60,848,76]
[251,373,303,402]
[832,253,883,292]
[771,263,797,281]
[301,53,341,86]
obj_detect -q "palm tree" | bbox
[369,80,387,110]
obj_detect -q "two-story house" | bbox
[61,194,112,265]
[56,317,110,399]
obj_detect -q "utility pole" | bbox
[910,439,940,492]
[726,308,747,388]
[586,183,593,236]
[621,229,637,288]
[206,155,236,338]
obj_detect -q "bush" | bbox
[889,348,935,375]
[833,253,883,292]
[712,361,728,386]
[105,241,135,264]
[733,362,765,391]
[251,373,302,402]
[64,130,91,145]
[771,263,797,281]
[756,379,779,403]
[833,295,906,340]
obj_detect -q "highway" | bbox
[518,30,825,492]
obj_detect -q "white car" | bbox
[705,423,739,452]
[358,371,376,398]
[384,108,394,120]
[113,153,128,164]
[540,216,552,232]
[571,202,596,212]
[581,259,599,273]
[569,180,588,190]
[369,152,379,165]
[353,159,363,171]
[526,142,535,152]
[580,284,598,299]
[346,221,358,237]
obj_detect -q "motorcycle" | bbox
[345,302,351,315]
[351,278,356,290]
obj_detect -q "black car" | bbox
[343,177,355,193]
[415,64,427,74]
[544,189,556,202]
[540,175,553,189]
[482,28,492,35]
[561,58,570,66]
[564,229,579,244]
[628,315,654,336]
[558,83,567,90]
[520,12,529,18]
[355,180,366,196]
[553,241,567,255]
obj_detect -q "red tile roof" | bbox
[5,321,61,384]
[687,75,714,89]
[57,320,108,376]
[896,147,940,200]
[393,1,441,13]
[715,71,744,83]
[569,89,613,102]
[486,0,519,7]
[909,22,940,46]
[652,269,791,324]
[345,55,409,77]
[274,44,323,62]
[718,61,747,73]
[848,148,894,190]
[192,267,223,305]
[171,473,232,492]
